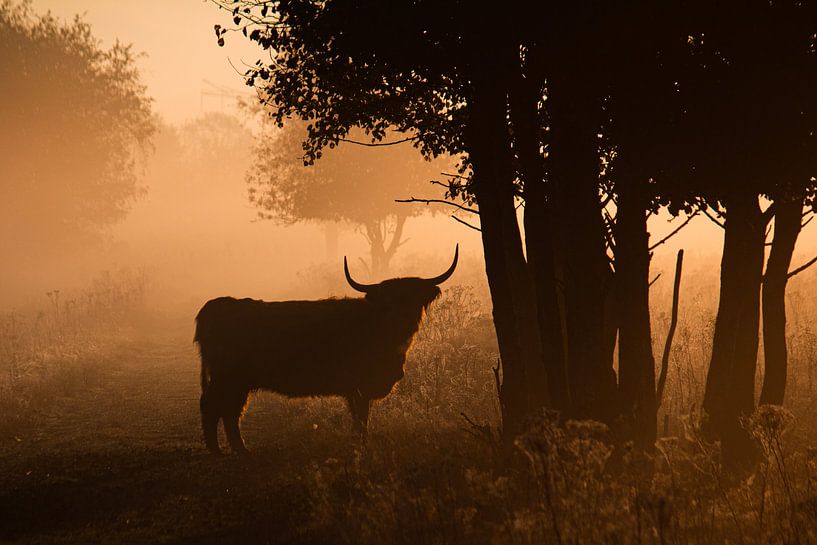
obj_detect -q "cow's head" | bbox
[344,245,458,310]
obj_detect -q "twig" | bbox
[429,180,452,190]
[649,211,699,252]
[657,249,684,410]
[339,136,417,147]
[492,358,503,409]
[395,197,478,215]
[788,254,817,279]
[441,172,471,180]
[762,202,777,225]
[649,273,662,288]
[701,207,725,229]
[460,412,498,447]
[451,215,481,231]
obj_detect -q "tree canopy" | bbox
[214,0,817,460]
[246,109,449,275]
[0,0,155,254]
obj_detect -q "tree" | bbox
[211,0,817,454]
[246,114,446,277]
[643,1,817,463]
[213,0,558,435]
[0,1,154,258]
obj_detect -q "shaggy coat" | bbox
[195,278,443,454]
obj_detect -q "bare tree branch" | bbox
[440,172,471,180]
[649,211,699,252]
[657,249,684,410]
[788,254,817,279]
[339,136,417,147]
[396,197,479,214]
[451,215,481,231]
[429,180,452,190]
[762,202,777,225]
[649,273,662,288]
[702,207,725,229]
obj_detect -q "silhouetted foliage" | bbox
[214,0,817,460]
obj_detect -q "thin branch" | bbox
[451,215,481,231]
[788,254,817,279]
[395,197,479,214]
[649,211,699,252]
[649,273,662,288]
[429,180,452,190]
[441,172,471,180]
[339,136,417,147]
[702,207,725,229]
[762,202,777,225]
[602,209,616,253]
[802,216,813,230]
[657,249,684,410]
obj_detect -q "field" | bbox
[3,267,817,544]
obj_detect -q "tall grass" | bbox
[4,263,817,544]
[299,267,817,545]
[0,268,147,432]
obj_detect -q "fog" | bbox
[6,3,817,544]
[0,0,486,316]
[6,0,815,318]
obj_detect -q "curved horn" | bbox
[426,244,459,285]
[344,256,375,293]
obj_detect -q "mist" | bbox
[5,2,817,544]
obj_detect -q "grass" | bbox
[0,268,147,434]
[2,267,817,543]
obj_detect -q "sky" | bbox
[32,0,260,123]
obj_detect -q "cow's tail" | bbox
[193,315,211,394]
[199,359,211,393]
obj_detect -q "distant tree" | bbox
[0,1,154,256]
[179,111,252,181]
[246,114,445,277]
[136,112,252,228]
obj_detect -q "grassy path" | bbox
[0,330,342,545]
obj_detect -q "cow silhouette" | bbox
[194,246,458,454]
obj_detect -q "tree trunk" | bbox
[702,194,765,466]
[614,172,656,448]
[547,76,618,423]
[466,74,549,437]
[508,69,569,412]
[365,214,406,279]
[760,196,803,405]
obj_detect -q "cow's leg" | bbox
[222,387,250,455]
[345,391,371,437]
[200,385,222,455]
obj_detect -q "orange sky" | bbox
[32,0,259,123]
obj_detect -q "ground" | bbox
[0,325,359,545]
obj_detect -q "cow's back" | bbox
[195,296,376,396]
